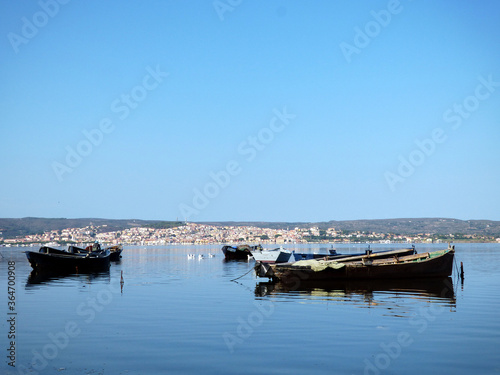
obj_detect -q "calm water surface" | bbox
[1,243,499,375]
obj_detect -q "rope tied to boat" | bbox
[230,266,255,282]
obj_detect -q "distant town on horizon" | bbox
[1,217,499,246]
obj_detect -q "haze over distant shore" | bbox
[1,217,500,240]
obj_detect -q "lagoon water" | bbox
[1,243,500,375]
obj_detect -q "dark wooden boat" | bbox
[25,246,110,273]
[255,246,455,282]
[106,245,123,261]
[222,244,263,260]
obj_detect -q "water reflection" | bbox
[26,268,111,288]
[255,277,456,314]
[223,258,253,264]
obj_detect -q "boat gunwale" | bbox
[274,247,418,268]
[278,248,453,270]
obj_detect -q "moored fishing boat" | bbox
[25,245,111,273]
[255,246,455,282]
[106,244,123,261]
[222,244,263,260]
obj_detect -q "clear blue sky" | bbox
[1,0,499,222]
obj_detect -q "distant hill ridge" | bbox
[1,217,500,239]
[202,217,500,237]
[0,217,182,239]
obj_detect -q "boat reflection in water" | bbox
[26,268,111,288]
[255,277,456,313]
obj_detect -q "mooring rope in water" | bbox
[230,267,255,282]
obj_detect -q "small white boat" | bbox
[251,246,293,263]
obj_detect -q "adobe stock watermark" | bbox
[363,279,452,375]
[385,74,500,192]
[223,269,310,353]
[51,65,168,182]
[16,281,122,375]
[339,0,405,63]
[178,107,296,220]
[223,301,274,353]
[213,0,242,21]
[7,0,71,54]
